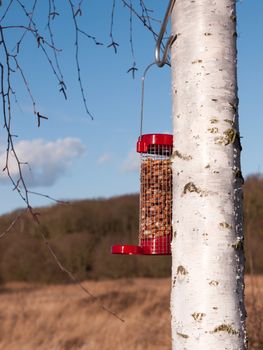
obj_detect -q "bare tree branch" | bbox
[0,0,173,325]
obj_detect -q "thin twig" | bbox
[15,0,64,87]
[27,190,69,205]
[67,0,94,119]
[126,0,138,78]
[107,0,119,53]
[0,0,15,23]
[47,0,67,99]
[0,213,23,239]
[121,0,159,40]
[12,55,37,115]
[29,209,125,323]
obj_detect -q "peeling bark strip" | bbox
[171,0,246,349]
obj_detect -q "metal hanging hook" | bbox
[140,0,176,136]
[155,0,176,67]
[140,62,156,138]
[140,62,170,137]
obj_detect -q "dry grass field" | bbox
[0,276,262,350]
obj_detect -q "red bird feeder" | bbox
[111,133,173,255]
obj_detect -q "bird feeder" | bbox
[111,133,173,255]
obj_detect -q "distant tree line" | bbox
[0,174,262,284]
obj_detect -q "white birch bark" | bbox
[170,1,247,349]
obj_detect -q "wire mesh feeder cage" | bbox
[111,133,173,255]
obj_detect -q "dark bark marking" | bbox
[214,128,237,146]
[224,119,234,126]
[231,238,244,251]
[212,324,239,335]
[234,169,244,184]
[183,182,209,197]
[209,280,219,286]
[177,265,188,275]
[219,222,232,230]
[192,59,203,64]
[172,150,192,161]
[177,332,189,339]
[192,312,206,321]
[173,276,177,287]
[208,127,218,134]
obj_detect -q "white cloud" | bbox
[121,150,140,172]
[0,138,85,188]
[97,153,111,164]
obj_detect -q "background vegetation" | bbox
[0,174,262,283]
[0,276,261,350]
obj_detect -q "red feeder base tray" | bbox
[111,245,143,255]
[111,235,171,255]
[140,235,171,255]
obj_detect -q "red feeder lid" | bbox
[137,133,173,153]
[111,245,143,255]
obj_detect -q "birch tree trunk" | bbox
[170,1,247,349]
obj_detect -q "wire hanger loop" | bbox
[140,62,169,137]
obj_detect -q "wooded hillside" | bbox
[0,174,262,283]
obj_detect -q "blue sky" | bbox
[0,0,262,215]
